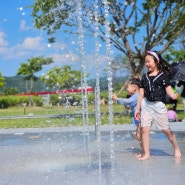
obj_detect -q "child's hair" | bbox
[127,78,140,87]
[146,50,172,76]
[131,73,141,80]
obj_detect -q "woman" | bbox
[134,50,181,161]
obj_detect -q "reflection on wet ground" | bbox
[0,127,185,185]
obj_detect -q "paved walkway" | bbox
[0,122,185,185]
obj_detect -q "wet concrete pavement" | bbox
[0,122,185,185]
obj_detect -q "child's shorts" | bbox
[141,98,169,130]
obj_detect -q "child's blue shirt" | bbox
[117,93,140,126]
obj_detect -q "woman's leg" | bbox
[138,126,151,161]
[162,129,181,158]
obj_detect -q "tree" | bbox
[3,87,18,95]
[41,65,81,89]
[180,33,185,50]
[31,0,185,75]
[0,72,5,88]
[17,56,53,93]
[163,47,185,63]
[111,54,132,78]
[103,54,131,89]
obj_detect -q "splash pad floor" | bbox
[0,123,185,185]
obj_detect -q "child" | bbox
[134,50,181,161]
[167,105,178,122]
[112,78,143,150]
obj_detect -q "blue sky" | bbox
[0,1,182,79]
[0,0,118,78]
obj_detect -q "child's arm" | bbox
[112,93,135,106]
[112,93,118,101]
[166,86,178,100]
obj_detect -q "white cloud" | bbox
[19,20,31,31]
[0,32,8,47]
[0,36,46,60]
[22,36,43,50]
[0,30,110,78]
[51,42,68,51]
[43,52,109,79]
[52,53,79,65]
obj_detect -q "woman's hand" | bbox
[134,109,140,121]
[171,93,178,100]
[166,86,178,100]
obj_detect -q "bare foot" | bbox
[175,149,181,158]
[138,155,151,161]
[135,152,144,159]
[175,158,181,166]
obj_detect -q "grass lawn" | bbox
[0,103,184,129]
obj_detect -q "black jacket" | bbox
[140,72,171,103]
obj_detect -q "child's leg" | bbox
[136,123,143,150]
[162,129,181,158]
[134,123,143,158]
[137,126,151,161]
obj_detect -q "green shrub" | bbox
[32,96,43,106]
[0,97,9,108]
[0,95,43,108]
[50,94,60,105]
[87,93,94,103]
[3,87,18,95]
